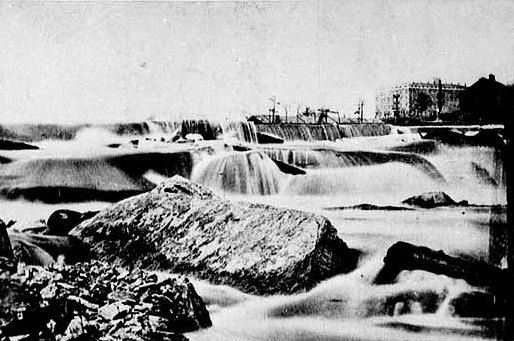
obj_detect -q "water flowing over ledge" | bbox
[0,120,393,144]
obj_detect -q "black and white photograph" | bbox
[0,1,512,340]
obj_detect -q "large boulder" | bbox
[71,176,358,295]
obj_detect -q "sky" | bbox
[0,0,513,123]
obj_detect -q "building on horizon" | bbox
[375,79,467,124]
[459,74,513,125]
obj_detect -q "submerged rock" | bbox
[72,176,359,295]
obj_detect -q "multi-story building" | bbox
[375,79,467,123]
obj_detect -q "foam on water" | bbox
[282,163,440,199]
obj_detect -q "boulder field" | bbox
[71,176,359,295]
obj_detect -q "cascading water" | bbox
[221,120,259,144]
[191,151,285,195]
[254,123,392,141]
[259,147,445,182]
[0,124,506,341]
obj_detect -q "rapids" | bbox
[0,122,506,340]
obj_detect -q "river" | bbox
[0,123,507,340]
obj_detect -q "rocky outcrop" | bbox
[72,176,359,295]
[401,191,467,208]
[0,261,211,340]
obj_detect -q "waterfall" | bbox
[259,148,341,168]
[145,120,181,135]
[181,119,223,140]
[337,123,392,137]
[255,124,341,141]
[254,123,392,141]
[258,147,445,181]
[191,151,285,195]
[282,163,441,197]
[221,121,258,144]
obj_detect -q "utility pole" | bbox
[354,100,364,123]
[437,79,444,122]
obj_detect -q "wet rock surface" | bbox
[256,132,284,144]
[0,261,211,340]
[72,176,359,295]
[8,233,91,266]
[0,139,39,150]
[374,242,506,289]
[46,210,99,236]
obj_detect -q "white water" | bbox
[0,131,506,340]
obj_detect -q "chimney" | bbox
[489,74,496,82]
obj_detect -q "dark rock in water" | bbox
[449,291,501,317]
[374,242,506,290]
[71,176,359,295]
[387,140,438,155]
[0,155,11,164]
[270,158,306,175]
[231,144,252,152]
[401,191,466,208]
[256,131,284,144]
[0,261,210,340]
[8,232,91,266]
[0,139,39,150]
[171,129,182,142]
[325,203,414,211]
[46,209,99,236]
[471,161,498,186]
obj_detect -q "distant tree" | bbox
[414,92,433,115]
